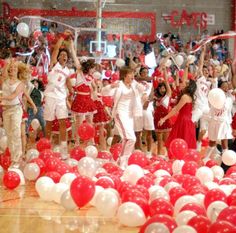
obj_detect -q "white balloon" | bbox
[85,145,98,159]
[60,189,77,210]
[93,71,102,80]
[205,181,219,190]
[172,160,185,174]
[0,127,6,138]
[176,210,197,226]
[165,59,172,67]
[208,88,226,109]
[77,157,97,178]
[222,150,236,166]
[65,158,79,167]
[211,165,225,180]
[52,183,69,204]
[117,202,146,227]
[144,223,170,233]
[196,166,214,184]
[90,185,104,206]
[115,58,125,68]
[60,173,77,186]
[150,186,169,202]
[16,22,29,37]
[206,201,228,222]
[25,149,39,162]
[219,184,236,196]
[164,182,180,193]
[154,169,171,177]
[94,189,119,217]
[173,226,197,233]
[8,168,25,185]
[0,136,8,151]
[175,55,184,67]
[121,164,144,185]
[193,194,205,206]
[31,119,40,131]
[35,176,55,201]
[107,137,113,146]
[174,195,198,215]
[23,163,40,181]
[187,55,196,64]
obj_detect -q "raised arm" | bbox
[163,67,172,97]
[159,94,190,126]
[196,45,206,78]
[68,38,81,70]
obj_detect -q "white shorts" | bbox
[208,120,233,141]
[200,114,209,131]
[44,96,68,121]
[134,116,143,132]
[143,107,154,131]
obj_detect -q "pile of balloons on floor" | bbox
[1,136,236,233]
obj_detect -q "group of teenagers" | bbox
[0,29,235,170]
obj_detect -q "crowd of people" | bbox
[0,16,235,173]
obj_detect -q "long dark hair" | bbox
[155,83,166,98]
[81,59,96,74]
[177,79,197,104]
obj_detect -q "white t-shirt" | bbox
[195,76,212,112]
[44,62,70,100]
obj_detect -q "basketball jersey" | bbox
[44,62,70,100]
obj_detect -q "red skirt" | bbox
[71,94,97,115]
[93,100,110,125]
[52,118,72,134]
[154,108,172,132]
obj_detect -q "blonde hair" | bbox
[17,62,30,82]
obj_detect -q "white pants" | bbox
[3,105,23,163]
[44,96,68,121]
[114,113,136,158]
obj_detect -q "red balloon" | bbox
[226,165,236,176]
[219,178,236,185]
[3,171,20,189]
[31,67,38,77]
[169,186,187,205]
[56,162,71,175]
[134,185,150,200]
[33,30,42,40]
[45,171,61,183]
[70,146,86,161]
[105,70,112,77]
[0,59,5,68]
[118,181,134,195]
[208,220,236,233]
[149,198,174,217]
[44,157,61,172]
[183,149,201,163]
[102,162,121,174]
[181,203,206,216]
[228,189,236,206]
[182,176,201,191]
[169,138,188,160]
[188,184,208,195]
[136,176,154,189]
[70,176,95,208]
[0,154,11,170]
[102,96,114,108]
[217,206,236,226]
[187,215,211,233]
[109,143,122,161]
[153,160,172,175]
[182,161,198,176]
[36,138,52,152]
[77,122,95,141]
[111,72,119,82]
[97,151,112,160]
[139,214,177,233]
[38,149,54,162]
[96,176,115,189]
[159,176,175,187]
[128,151,148,168]
[206,159,218,168]
[30,158,46,176]
[204,188,227,208]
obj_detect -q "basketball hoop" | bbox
[92,50,103,63]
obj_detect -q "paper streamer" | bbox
[190,31,236,54]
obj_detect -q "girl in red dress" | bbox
[153,67,172,156]
[93,80,111,150]
[159,79,197,150]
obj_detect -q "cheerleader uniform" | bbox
[93,94,111,125]
[71,72,97,115]
[52,118,72,134]
[154,95,172,132]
